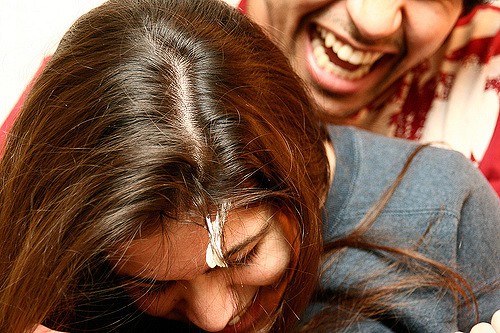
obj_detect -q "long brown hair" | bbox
[0,0,329,331]
[0,0,483,332]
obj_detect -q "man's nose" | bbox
[346,0,404,40]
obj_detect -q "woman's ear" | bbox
[324,139,335,188]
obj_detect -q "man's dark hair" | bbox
[463,0,491,14]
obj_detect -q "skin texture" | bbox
[245,0,463,123]
[109,208,299,332]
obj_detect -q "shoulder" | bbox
[328,125,485,199]
[323,126,499,332]
[326,126,498,236]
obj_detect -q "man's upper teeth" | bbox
[317,26,382,66]
[312,37,369,80]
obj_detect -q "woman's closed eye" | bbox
[228,242,261,267]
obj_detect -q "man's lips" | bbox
[310,25,383,80]
[304,23,399,97]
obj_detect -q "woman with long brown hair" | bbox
[0,0,498,332]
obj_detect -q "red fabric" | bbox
[447,35,500,63]
[456,4,500,25]
[238,0,247,13]
[394,64,437,140]
[392,5,500,196]
[479,116,500,196]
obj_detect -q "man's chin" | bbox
[310,94,370,124]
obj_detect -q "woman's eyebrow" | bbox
[117,274,171,285]
[224,221,272,259]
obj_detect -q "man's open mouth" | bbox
[310,25,383,80]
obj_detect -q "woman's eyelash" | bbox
[232,243,261,266]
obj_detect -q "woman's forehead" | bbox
[112,207,276,280]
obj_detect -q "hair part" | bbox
[0,0,329,331]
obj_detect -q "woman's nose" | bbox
[346,0,404,40]
[179,273,239,332]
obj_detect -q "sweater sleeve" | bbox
[454,153,500,331]
[314,128,500,332]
